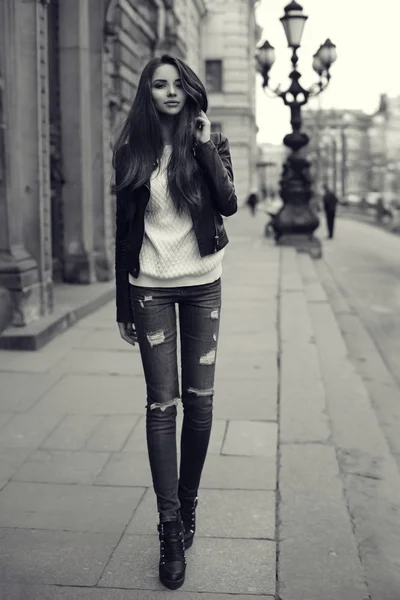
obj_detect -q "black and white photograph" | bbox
[0,0,399,597]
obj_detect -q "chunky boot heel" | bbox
[158,516,186,590]
[180,496,198,550]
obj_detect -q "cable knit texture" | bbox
[130,146,224,287]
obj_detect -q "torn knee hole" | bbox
[146,330,165,347]
[149,397,180,411]
[187,387,214,397]
[210,309,219,320]
[199,349,216,365]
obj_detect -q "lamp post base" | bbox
[275,232,322,259]
[273,202,320,236]
[271,151,322,258]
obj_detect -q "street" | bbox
[323,218,400,390]
[317,217,400,480]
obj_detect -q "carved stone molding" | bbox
[0,74,4,184]
[36,1,52,279]
[165,2,179,43]
[194,0,207,18]
[160,0,186,58]
[104,0,119,47]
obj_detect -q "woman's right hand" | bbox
[118,322,138,346]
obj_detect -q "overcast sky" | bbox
[255,0,400,144]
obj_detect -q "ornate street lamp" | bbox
[255,1,337,246]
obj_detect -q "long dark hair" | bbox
[112,54,208,214]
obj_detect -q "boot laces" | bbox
[159,521,186,564]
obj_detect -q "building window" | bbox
[205,60,223,92]
[211,122,222,134]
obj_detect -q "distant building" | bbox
[303,109,371,202]
[202,0,261,202]
[368,95,389,200]
[370,94,400,204]
[303,96,400,206]
[256,143,286,199]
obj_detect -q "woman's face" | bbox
[151,64,187,116]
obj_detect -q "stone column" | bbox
[0,0,40,326]
[59,0,96,283]
[18,0,54,317]
[88,0,113,282]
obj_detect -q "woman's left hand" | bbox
[195,110,211,144]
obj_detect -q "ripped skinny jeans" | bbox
[130,278,221,522]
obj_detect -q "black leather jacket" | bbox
[115,132,238,323]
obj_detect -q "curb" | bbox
[338,211,400,236]
[0,284,115,351]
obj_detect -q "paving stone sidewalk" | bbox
[0,211,277,599]
[1,210,399,599]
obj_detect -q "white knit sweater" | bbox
[129,146,224,288]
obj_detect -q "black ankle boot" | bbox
[158,515,186,590]
[180,496,198,550]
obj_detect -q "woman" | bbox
[113,54,237,590]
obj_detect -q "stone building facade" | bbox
[257,143,287,199]
[303,108,371,202]
[201,0,261,203]
[304,99,400,206]
[369,94,400,204]
[0,0,208,336]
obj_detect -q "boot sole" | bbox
[184,536,194,550]
[159,573,185,590]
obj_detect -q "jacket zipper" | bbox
[213,212,220,252]
[193,144,218,251]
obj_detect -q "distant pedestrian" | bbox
[322,184,338,239]
[261,184,268,200]
[376,197,393,224]
[246,189,259,216]
[112,54,237,590]
[376,196,386,223]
